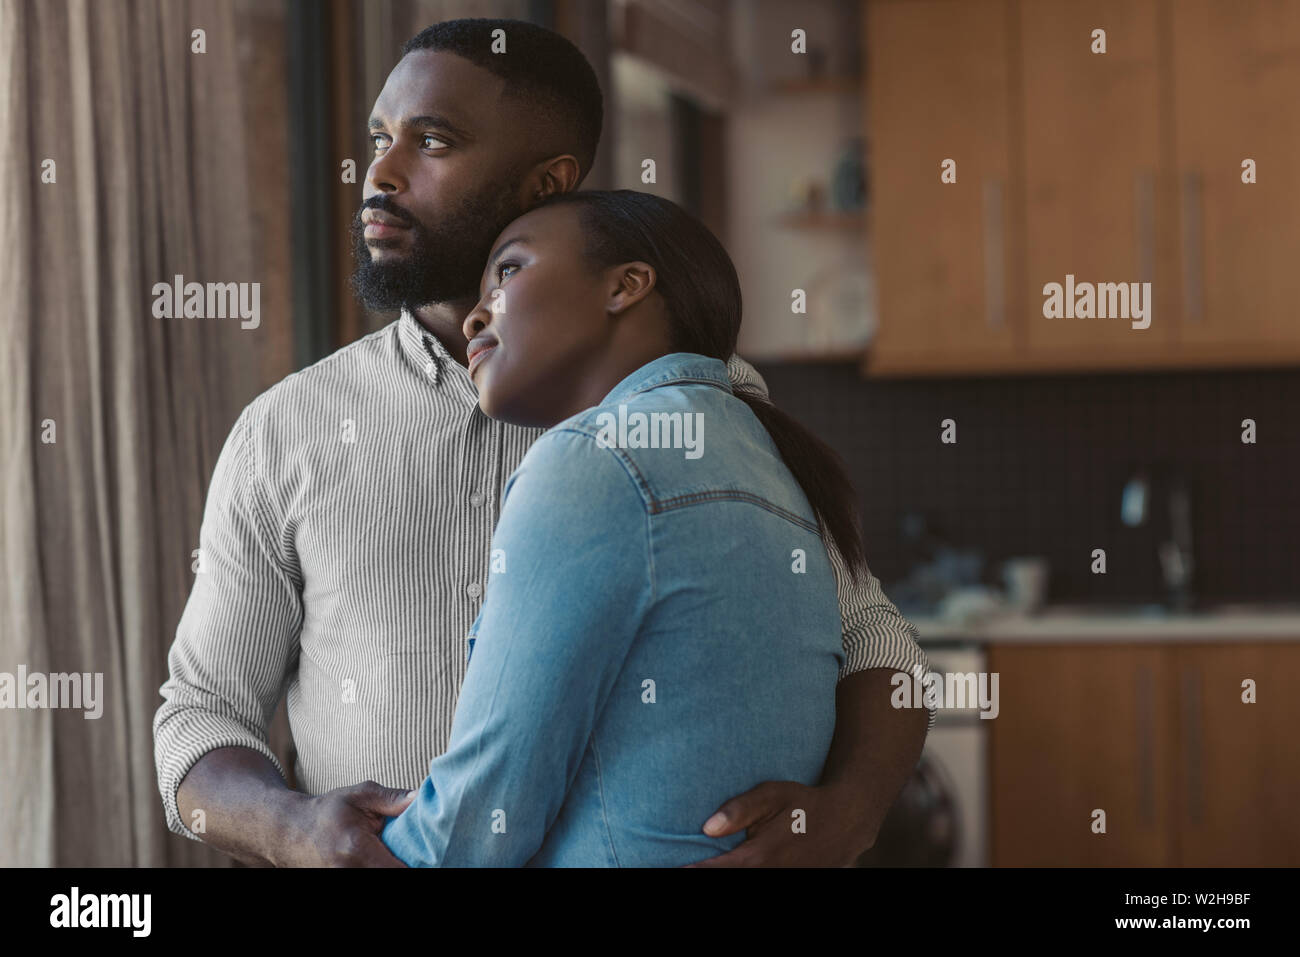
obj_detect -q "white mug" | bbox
[1001,557,1049,613]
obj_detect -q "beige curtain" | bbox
[0,0,571,868]
[0,0,284,865]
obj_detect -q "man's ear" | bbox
[519,154,581,205]
[607,262,657,316]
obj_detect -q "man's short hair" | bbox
[402,18,603,183]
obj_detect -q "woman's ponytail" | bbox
[733,392,867,584]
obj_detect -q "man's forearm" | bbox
[820,667,929,850]
[175,747,305,867]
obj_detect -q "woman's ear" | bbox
[607,262,657,315]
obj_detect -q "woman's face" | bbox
[462,203,618,427]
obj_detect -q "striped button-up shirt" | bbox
[153,309,932,841]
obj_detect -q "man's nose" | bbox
[366,147,409,194]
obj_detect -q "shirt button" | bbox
[466,582,482,599]
[424,361,436,376]
[469,491,484,508]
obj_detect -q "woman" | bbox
[381,190,870,866]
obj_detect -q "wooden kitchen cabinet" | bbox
[1171,643,1300,866]
[865,0,1020,374]
[863,0,1300,376]
[987,645,1177,866]
[1168,1,1300,364]
[1018,0,1178,367]
[989,641,1300,866]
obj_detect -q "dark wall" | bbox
[754,362,1300,606]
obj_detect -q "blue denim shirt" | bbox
[381,352,845,866]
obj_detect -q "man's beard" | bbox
[348,185,523,313]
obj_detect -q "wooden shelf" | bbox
[766,75,861,96]
[861,339,1300,378]
[775,209,866,232]
[748,345,868,363]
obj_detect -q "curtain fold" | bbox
[1,0,271,866]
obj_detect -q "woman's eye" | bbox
[497,262,519,281]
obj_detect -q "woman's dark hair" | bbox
[538,189,869,582]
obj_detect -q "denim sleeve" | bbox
[380,428,652,866]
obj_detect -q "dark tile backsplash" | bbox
[753,362,1300,606]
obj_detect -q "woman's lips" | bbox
[467,343,497,376]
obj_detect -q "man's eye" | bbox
[369,134,446,152]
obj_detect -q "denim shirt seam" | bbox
[544,425,817,538]
[649,489,820,535]
[543,425,656,507]
[588,730,621,867]
[592,446,657,869]
[539,425,656,867]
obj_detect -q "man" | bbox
[153,18,932,868]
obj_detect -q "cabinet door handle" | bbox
[1181,171,1204,321]
[1182,666,1203,826]
[983,176,1005,326]
[1137,664,1156,827]
[1135,169,1156,287]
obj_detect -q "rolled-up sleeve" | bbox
[152,404,303,839]
[725,353,935,731]
[824,538,936,731]
[381,430,651,866]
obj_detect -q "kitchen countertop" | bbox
[909,605,1300,644]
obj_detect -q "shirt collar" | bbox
[397,308,456,386]
[600,352,733,406]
